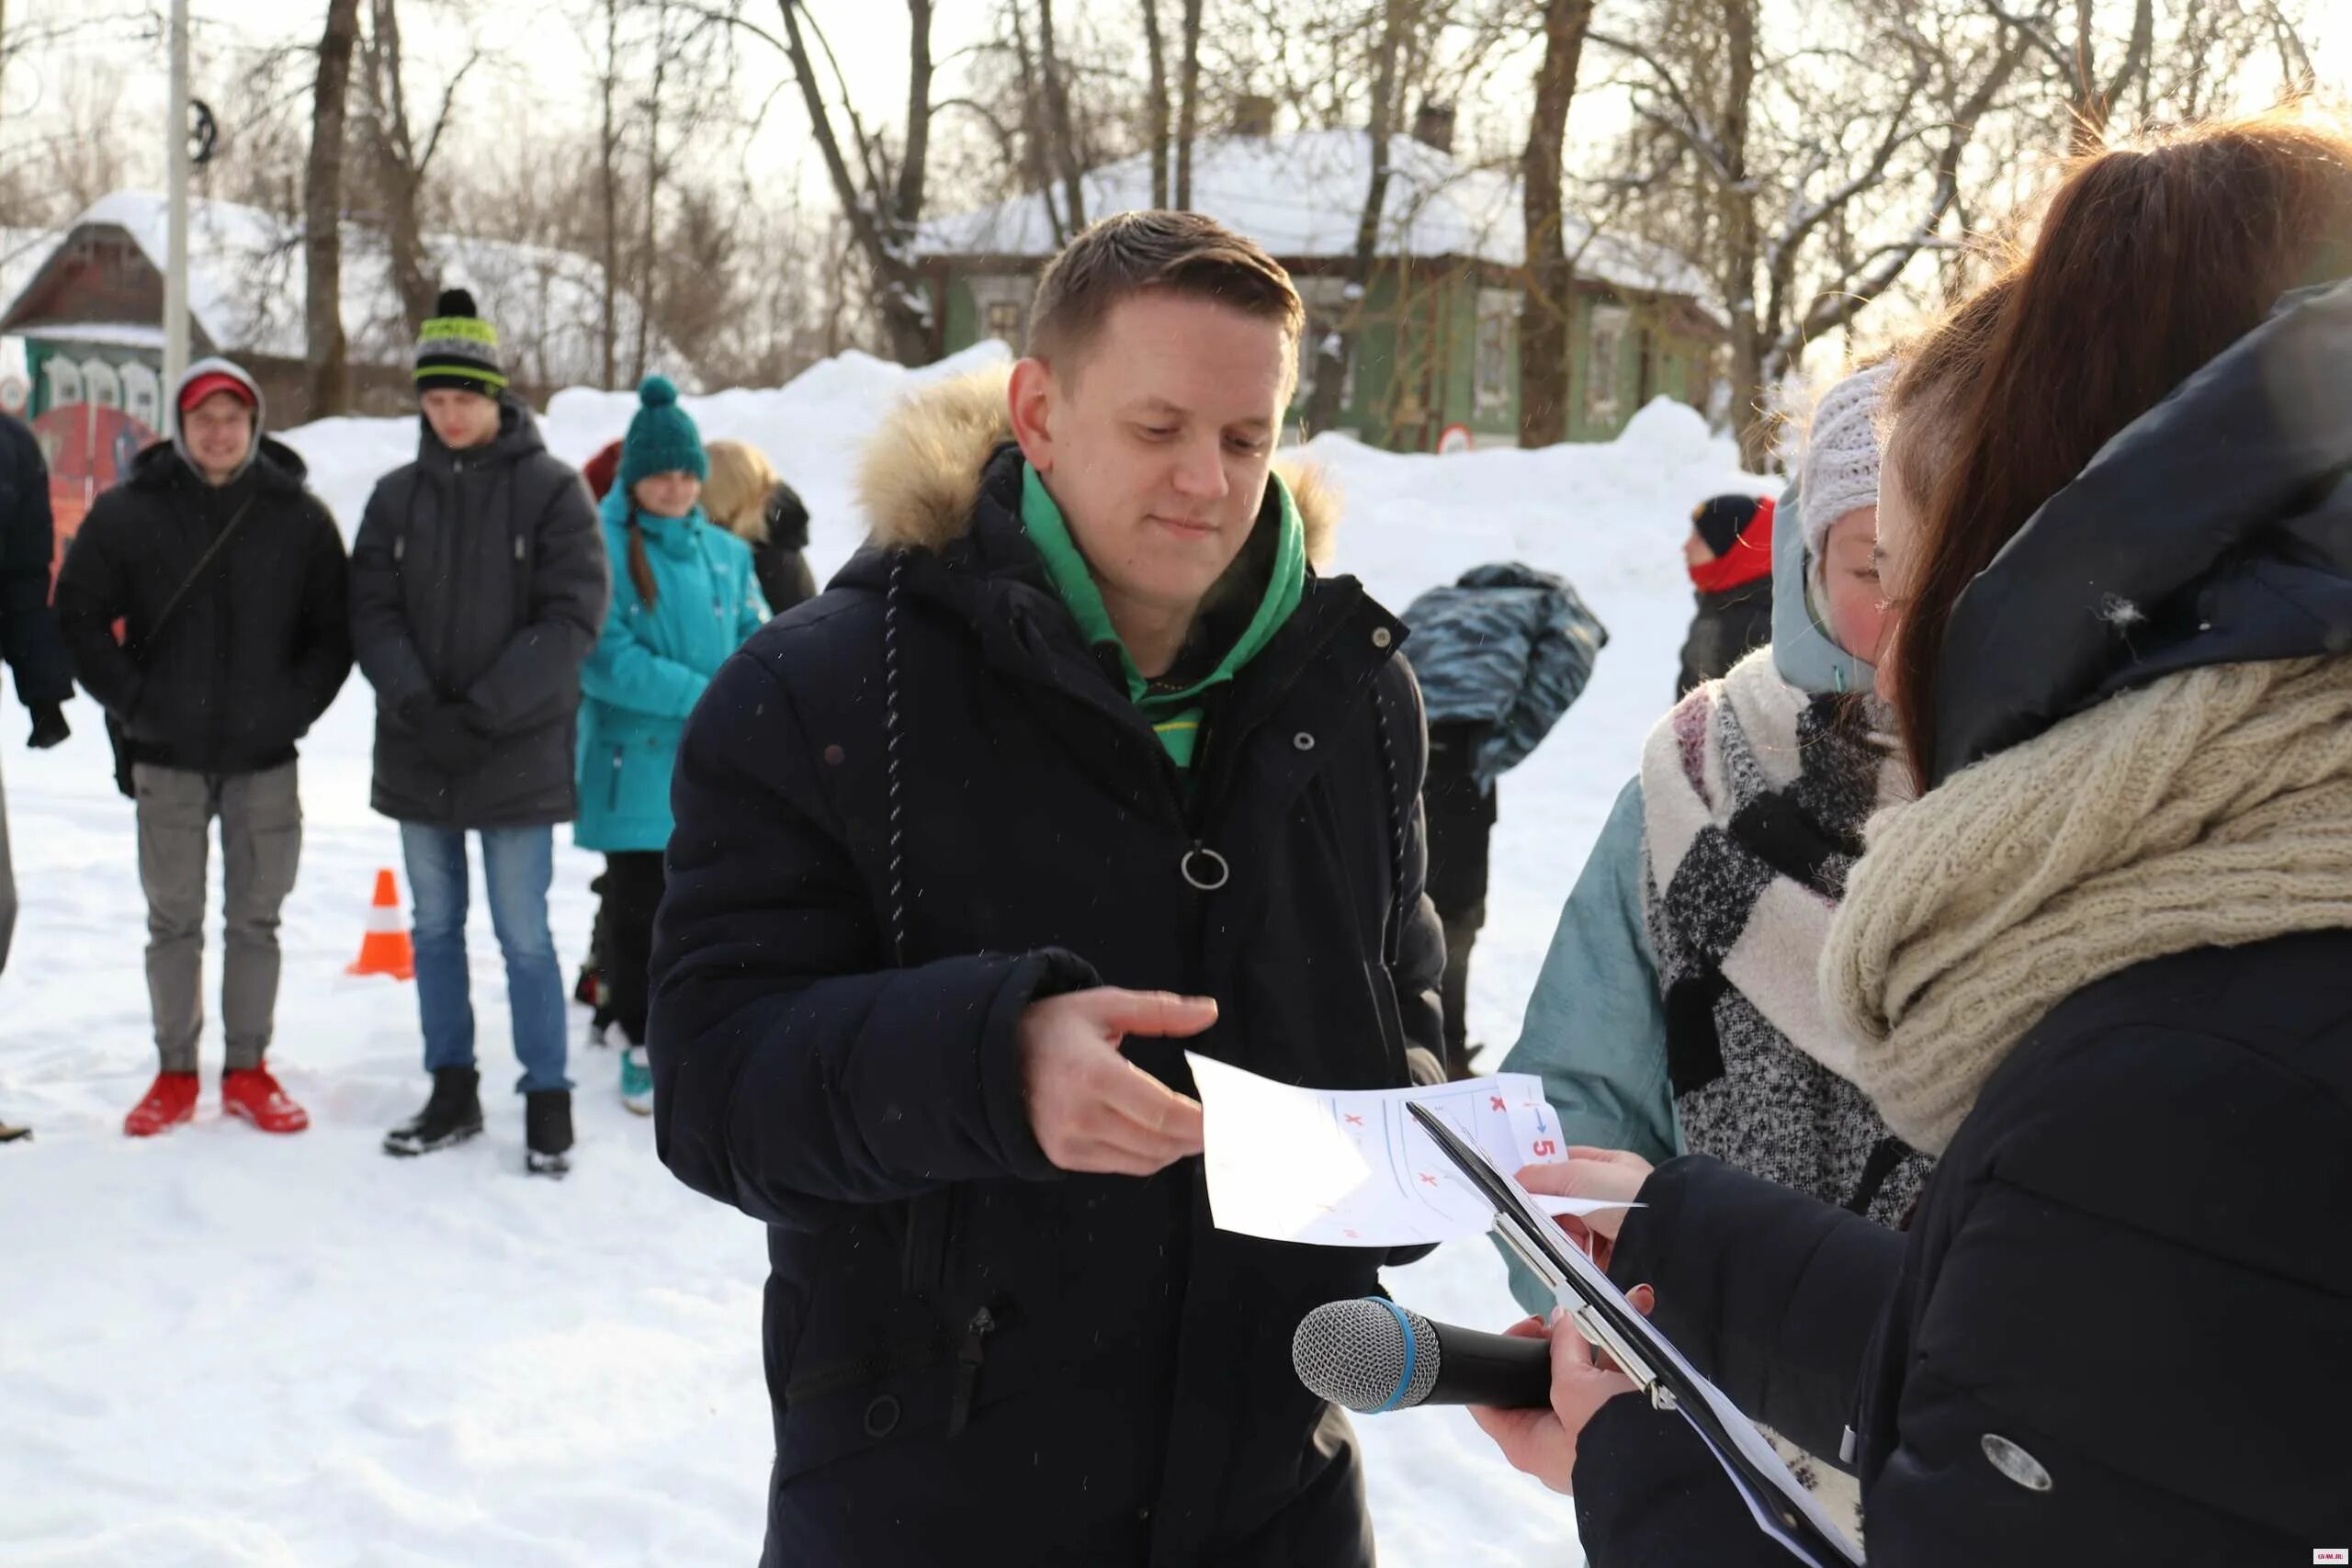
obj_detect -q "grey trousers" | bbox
[0,750,15,978]
[133,761,302,1073]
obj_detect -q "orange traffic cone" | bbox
[347,869,415,980]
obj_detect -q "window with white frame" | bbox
[984,300,1023,347]
[1586,303,1629,428]
[1475,289,1517,416]
[969,275,1031,350]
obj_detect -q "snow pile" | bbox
[0,350,1762,1567]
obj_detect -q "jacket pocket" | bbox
[776,1296,1026,1485]
[605,744,625,813]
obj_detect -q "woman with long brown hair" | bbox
[1473,105,2352,1563]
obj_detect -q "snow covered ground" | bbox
[0,346,1760,1567]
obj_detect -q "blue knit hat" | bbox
[618,375,707,491]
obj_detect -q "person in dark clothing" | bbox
[1400,564,1606,1077]
[1675,492,1774,697]
[1470,109,2352,1566]
[704,438,818,616]
[649,212,1446,1568]
[350,288,608,1176]
[54,359,352,1139]
[1,410,75,1145]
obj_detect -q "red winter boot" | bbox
[221,1066,311,1134]
[124,1072,201,1137]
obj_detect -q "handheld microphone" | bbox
[1292,1297,1552,1413]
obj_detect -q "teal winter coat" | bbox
[575,490,767,852]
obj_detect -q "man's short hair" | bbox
[1027,211,1305,378]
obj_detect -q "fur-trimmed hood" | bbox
[854,366,1341,570]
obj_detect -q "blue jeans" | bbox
[400,824,571,1095]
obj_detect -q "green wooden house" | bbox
[914,130,1723,452]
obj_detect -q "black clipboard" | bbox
[1406,1101,1863,1568]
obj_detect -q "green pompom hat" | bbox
[618,375,707,491]
[414,287,507,395]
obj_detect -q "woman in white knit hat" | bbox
[1493,341,1984,1524]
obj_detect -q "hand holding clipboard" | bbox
[1406,1102,1864,1568]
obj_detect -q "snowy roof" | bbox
[11,192,688,389]
[918,131,1713,306]
[0,225,63,320]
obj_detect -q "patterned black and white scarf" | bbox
[1639,648,1931,1229]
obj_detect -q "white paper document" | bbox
[1188,1053,1632,1247]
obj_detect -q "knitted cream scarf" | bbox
[1822,656,2352,1155]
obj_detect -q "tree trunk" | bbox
[1143,0,1170,208]
[1037,0,1087,231]
[599,0,620,389]
[897,0,933,231]
[1518,0,1591,449]
[1305,0,1404,438]
[1008,3,1065,242]
[635,17,665,385]
[367,0,436,333]
[776,0,933,366]
[305,0,361,419]
[1716,0,1768,470]
[1174,0,1204,208]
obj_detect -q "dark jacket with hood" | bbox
[0,412,74,717]
[349,395,608,829]
[1676,578,1773,699]
[1569,280,2352,1566]
[748,480,818,617]
[648,369,1447,1568]
[55,363,351,776]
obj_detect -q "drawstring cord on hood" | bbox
[1370,680,1407,968]
[885,552,910,964]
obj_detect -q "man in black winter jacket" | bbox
[0,411,74,1144]
[350,288,607,1176]
[650,213,1447,1566]
[55,359,352,1139]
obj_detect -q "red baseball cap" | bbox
[178,370,257,414]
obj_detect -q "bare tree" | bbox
[1986,0,2152,150]
[1143,0,1170,206]
[775,0,935,366]
[1592,0,2033,466]
[1035,0,1088,231]
[1518,0,1593,447]
[306,0,363,416]
[1304,0,1408,437]
[358,0,479,332]
[1175,0,1204,207]
[599,0,623,386]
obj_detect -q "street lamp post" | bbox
[163,0,190,429]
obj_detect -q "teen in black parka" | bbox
[650,371,1446,1567]
[348,395,606,829]
[57,434,350,775]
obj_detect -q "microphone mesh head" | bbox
[1292,1299,1442,1413]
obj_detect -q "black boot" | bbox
[383,1067,484,1157]
[525,1089,573,1178]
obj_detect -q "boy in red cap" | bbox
[55,357,354,1137]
